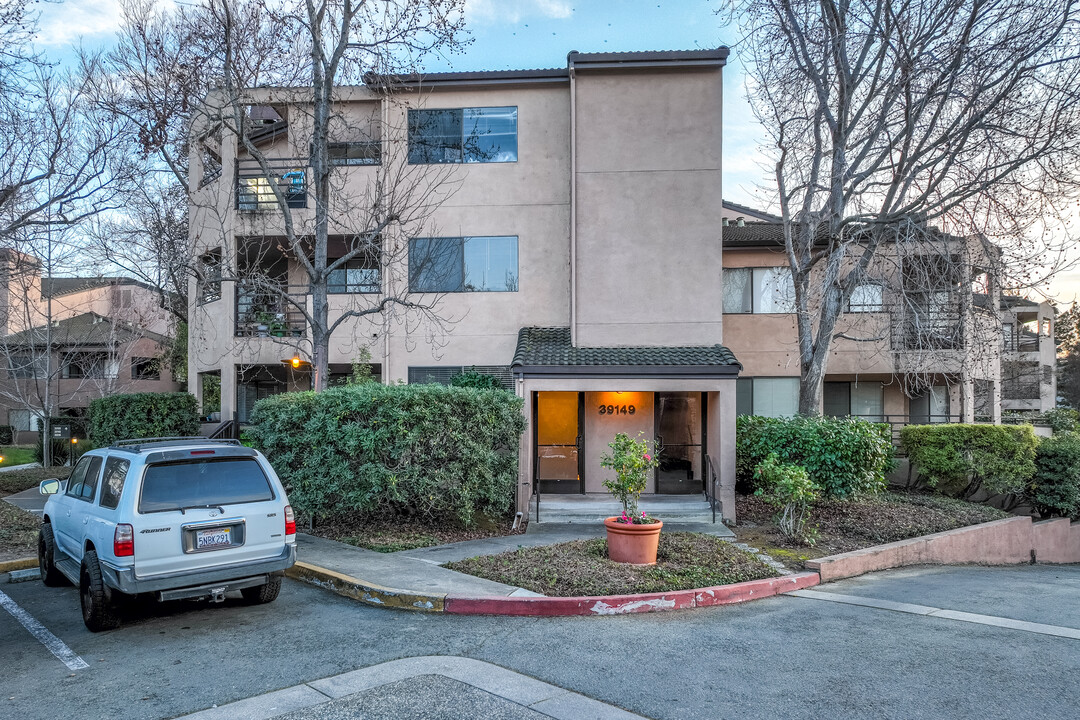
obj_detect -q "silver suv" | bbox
[38,437,296,631]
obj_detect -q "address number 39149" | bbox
[598,405,635,415]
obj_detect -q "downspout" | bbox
[568,55,578,346]
[382,90,391,383]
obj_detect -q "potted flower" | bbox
[600,432,662,564]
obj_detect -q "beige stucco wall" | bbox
[572,68,724,348]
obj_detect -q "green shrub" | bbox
[1044,408,1080,434]
[88,392,200,447]
[736,415,894,498]
[450,370,503,390]
[753,453,818,544]
[245,383,526,527]
[901,424,1038,500]
[0,425,13,445]
[1028,432,1080,518]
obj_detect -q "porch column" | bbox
[220,363,238,425]
[516,382,533,516]
[707,382,737,524]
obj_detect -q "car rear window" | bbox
[139,458,275,513]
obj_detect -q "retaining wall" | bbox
[806,516,1080,582]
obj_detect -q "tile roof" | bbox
[42,276,151,298]
[512,327,741,371]
[3,312,168,347]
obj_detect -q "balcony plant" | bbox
[600,432,662,564]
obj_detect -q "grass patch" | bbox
[0,466,69,496]
[0,501,39,560]
[446,532,779,597]
[309,513,524,553]
[735,490,1010,563]
[0,446,36,467]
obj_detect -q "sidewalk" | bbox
[288,521,819,616]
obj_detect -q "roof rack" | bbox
[109,437,243,453]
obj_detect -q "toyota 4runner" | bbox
[38,437,296,631]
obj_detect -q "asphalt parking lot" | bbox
[2,564,1078,720]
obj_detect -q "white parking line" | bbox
[791,589,1080,640]
[0,589,89,670]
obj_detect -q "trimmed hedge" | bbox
[1029,432,1080,518]
[901,424,1038,500]
[736,415,894,498]
[88,392,200,447]
[245,383,526,526]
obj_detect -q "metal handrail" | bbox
[704,453,720,524]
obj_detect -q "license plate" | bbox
[195,528,231,549]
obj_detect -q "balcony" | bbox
[236,158,308,211]
[235,285,308,337]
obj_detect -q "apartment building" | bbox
[0,250,181,441]
[719,220,1056,428]
[187,49,739,520]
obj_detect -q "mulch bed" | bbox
[0,501,39,562]
[308,513,527,553]
[734,490,1010,565]
[0,467,70,497]
[445,532,779,597]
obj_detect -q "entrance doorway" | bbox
[535,392,582,494]
[655,392,705,494]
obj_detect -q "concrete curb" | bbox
[287,557,819,616]
[0,557,37,574]
[444,571,820,616]
[285,561,445,612]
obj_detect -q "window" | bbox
[409,236,518,292]
[847,284,883,313]
[62,353,113,379]
[131,357,160,381]
[723,267,795,313]
[910,386,950,424]
[8,355,46,379]
[66,455,103,502]
[9,409,41,432]
[408,107,518,164]
[408,366,513,390]
[328,141,380,166]
[824,381,884,420]
[1003,360,1041,400]
[99,457,130,510]
[139,458,274,513]
[735,377,799,417]
[328,256,380,293]
[199,249,222,304]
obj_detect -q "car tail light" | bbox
[114,524,134,557]
[284,505,296,537]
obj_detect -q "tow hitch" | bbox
[209,586,227,603]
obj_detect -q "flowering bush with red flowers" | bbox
[600,432,661,521]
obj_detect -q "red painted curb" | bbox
[443,571,819,616]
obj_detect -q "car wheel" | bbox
[38,525,67,587]
[80,550,121,632]
[241,575,282,605]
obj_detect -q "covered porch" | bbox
[511,328,741,524]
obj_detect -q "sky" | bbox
[30,0,1078,303]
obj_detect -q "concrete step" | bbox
[535,494,717,525]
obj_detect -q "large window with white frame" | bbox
[823,381,884,421]
[407,107,518,164]
[723,267,796,313]
[735,377,800,417]
[409,236,518,292]
[846,283,884,312]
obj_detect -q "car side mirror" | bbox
[39,479,62,495]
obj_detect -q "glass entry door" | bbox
[655,392,704,494]
[535,392,583,494]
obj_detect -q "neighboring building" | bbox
[187,49,739,520]
[0,251,181,441]
[720,218,1056,427]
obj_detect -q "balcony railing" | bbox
[844,413,963,447]
[235,285,308,337]
[236,158,308,211]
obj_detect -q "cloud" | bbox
[34,0,128,47]
[465,0,573,25]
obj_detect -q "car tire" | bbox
[38,525,67,587]
[80,550,121,632]
[241,575,282,605]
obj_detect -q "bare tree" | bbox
[191,0,468,390]
[730,0,1080,414]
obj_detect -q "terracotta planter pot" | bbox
[604,517,663,565]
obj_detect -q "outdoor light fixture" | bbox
[281,354,309,369]
[71,438,78,445]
